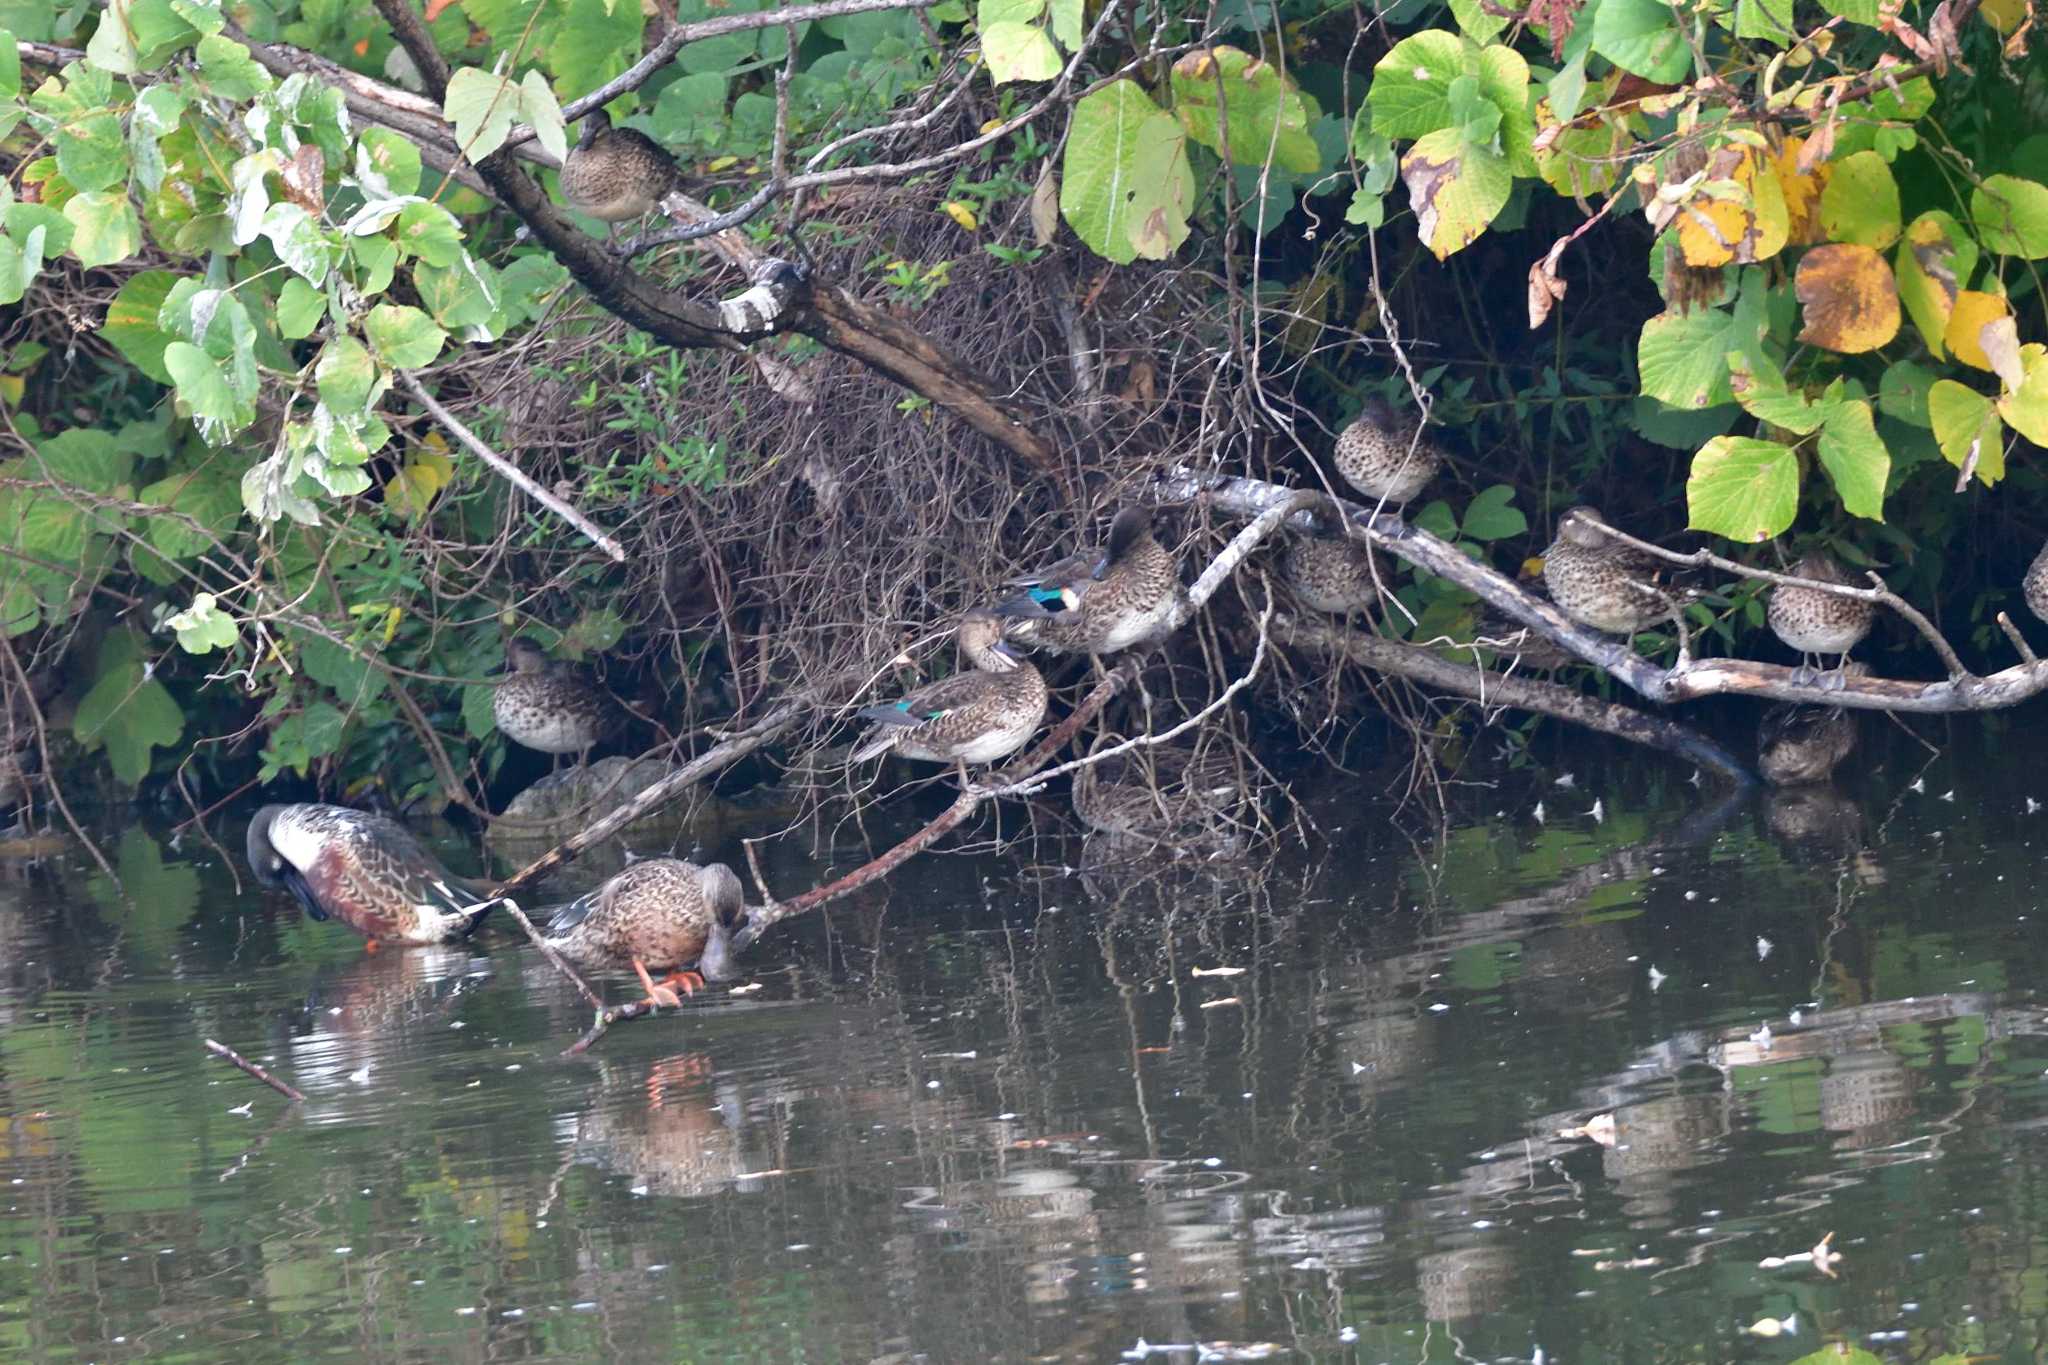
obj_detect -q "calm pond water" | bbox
[5,726,2048,1363]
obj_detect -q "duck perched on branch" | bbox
[1281,497,1383,616]
[558,109,682,226]
[1333,397,1443,506]
[852,608,1049,768]
[493,637,626,762]
[1769,552,1875,682]
[995,507,1181,655]
[538,857,740,1009]
[246,804,498,945]
[1541,507,1688,638]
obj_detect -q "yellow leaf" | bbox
[382,605,402,645]
[1794,243,1901,353]
[1981,0,2026,32]
[1945,290,2011,371]
[980,118,1006,136]
[706,155,739,173]
[1673,144,1787,267]
[1997,342,2048,445]
[1774,137,1828,245]
[941,200,979,231]
[0,375,20,407]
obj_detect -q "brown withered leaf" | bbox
[281,145,325,216]
[1529,237,1570,329]
[1795,243,1902,353]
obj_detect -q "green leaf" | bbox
[73,646,184,785]
[357,127,422,197]
[1047,0,1081,48]
[1547,53,1587,122]
[1591,0,1691,81]
[1813,0,1878,23]
[1638,270,1772,409]
[104,269,178,383]
[1734,0,1797,39]
[314,335,375,412]
[56,110,127,192]
[138,462,242,558]
[1368,31,1466,139]
[38,427,132,493]
[277,276,325,339]
[394,200,463,266]
[1997,343,2048,446]
[1818,149,1900,248]
[519,69,568,164]
[1401,127,1510,260]
[194,32,270,99]
[1814,397,1888,519]
[1061,81,1193,265]
[261,201,344,280]
[0,29,19,98]
[163,341,240,436]
[1896,210,1977,359]
[86,0,140,73]
[1726,351,1824,434]
[445,67,521,161]
[1789,1348,1881,1365]
[1928,379,2005,485]
[1171,46,1323,176]
[1460,484,1526,540]
[299,633,388,707]
[982,22,1062,83]
[1971,174,2048,259]
[1686,435,1799,542]
[548,0,644,100]
[462,681,498,738]
[364,303,447,369]
[1877,358,1935,427]
[63,189,143,268]
[164,591,239,653]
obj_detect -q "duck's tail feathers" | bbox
[851,729,899,763]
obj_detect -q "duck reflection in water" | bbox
[559,1052,785,1202]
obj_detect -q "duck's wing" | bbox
[858,669,997,729]
[536,887,604,939]
[1004,546,1102,593]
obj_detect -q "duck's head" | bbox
[1100,506,1157,571]
[1556,506,1611,549]
[958,607,1026,672]
[246,805,291,886]
[577,107,612,151]
[504,637,551,674]
[697,863,745,983]
[1790,550,1852,584]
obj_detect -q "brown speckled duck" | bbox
[853,608,1049,768]
[246,804,498,944]
[1541,507,1685,637]
[1768,552,1874,681]
[559,109,681,226]
[995,507,1183,656]
[2025,540,2048,624]
[1281,499,1382,615]
[540,857,740,1009]
[493,637,626,761]
[1333,397,1443,505]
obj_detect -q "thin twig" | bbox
[204,1039,307,1102]
[398,374,628,563]
[1997,610,2038,665]
[498,900,605,1011]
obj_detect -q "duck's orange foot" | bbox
[633,958,684,1011]
[659,970,706,998]
[365,939,382,955]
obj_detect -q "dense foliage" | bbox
[0,0,2042,807]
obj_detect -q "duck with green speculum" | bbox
[246,804,500,945]
[852,608,1049,770]
[995,507,1183,656]
[537,857,741,1009]
[494,637,627,762]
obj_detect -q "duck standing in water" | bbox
[1333,397,1443,506]
[853,608,1049,770]
[539,858,740,1009]
[493,637,626,763]
[558,109,682,229]
[995,507,1183,656]
[246,804,499,945]
[1768,552,1875,683]
[1541,507,1687,639]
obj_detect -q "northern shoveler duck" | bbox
[539,857,740,1009]
[852,608,1049,768]
[2025,540,2048,624]
[995,507,1182,656]
[1768,552,1874,682]
[1281,499,1382,615]
[1541,507,1685,637]
[246,804,498,944]
[1333,397,1443,506]
[1758,701,1857,787]
[493,637,626,760]
[559,109,681,226]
